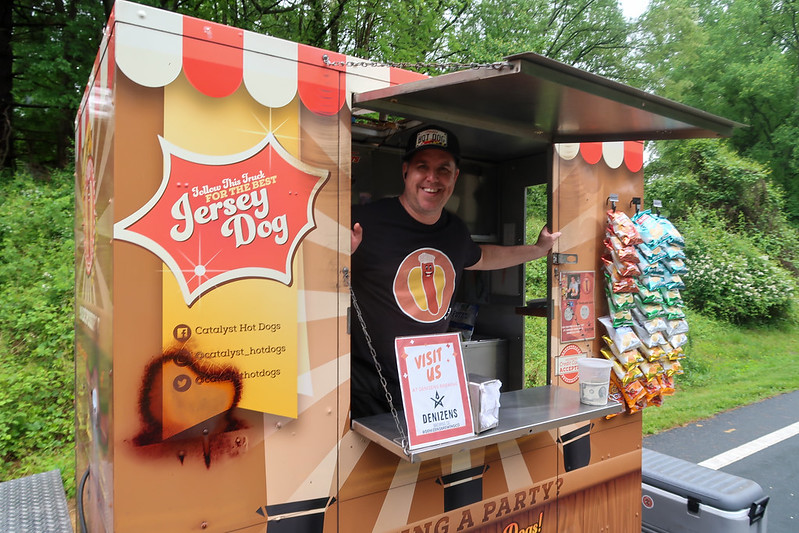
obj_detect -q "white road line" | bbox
[698,420,799,470]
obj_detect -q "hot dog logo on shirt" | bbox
[393,248,456,323]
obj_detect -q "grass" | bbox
[0,439,75,496]
[641,306,799,434]
[524,316,549,387]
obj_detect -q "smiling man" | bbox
[349,125,559,418]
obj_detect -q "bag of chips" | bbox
[637,242,668,263]
[661,359,684,376]
[631,307,667,334]
[659,288,683,307]
[646,393,664,408]
[638,342,665,362]
[659,374,676,395]
[608,210,643,246]
[611,374,646,408]
[663,271,686,290]
[603,259,639,293]
[605,271,638,294]
[632,210,667,246]
[639,360,664,381]
[607,287,635,310]
[609,357,644,385]
[639,273,666,292]
[664,242,686,260]
[655,216,685,246]
[603,336,644,368]
[605,234,638,264]
[629,396,648,414]
[635,295,666,319]
[659,341,684,360]
[662,304,686,320]
[601,347,639,373]
[632,320,667,348]
[665,319,689,337]
[607,296,634,327]
[636,281,664,304]
[610,249,642,277]
[605,379,624,418]
[641,375,662,400]
[636,250,664,276]
[664,257,688,274]
[668,332,688,349]
[599,316,642,352]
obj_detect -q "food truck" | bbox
[74,1,740,531]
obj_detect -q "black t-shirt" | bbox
[350,197,482,418]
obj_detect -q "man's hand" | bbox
[534,226,561,251]
[351,223,363,253]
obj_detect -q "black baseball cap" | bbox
[403,125,460,164]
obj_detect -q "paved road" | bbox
[643,390,799,533]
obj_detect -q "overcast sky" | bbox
[619,0,650,19]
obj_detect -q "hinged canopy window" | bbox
[353,52,743,163]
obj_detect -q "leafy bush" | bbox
[680,210,795,324]
[0,169,75,486]
[646,139,799,274]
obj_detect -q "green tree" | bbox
[639,0,799,222]
[447,0,634,79]
[1,2,11,168]
[7,0,106,171]
[243,0,473,65]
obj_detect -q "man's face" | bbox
[399,149,459,224]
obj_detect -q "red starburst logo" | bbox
[114,134,328,305]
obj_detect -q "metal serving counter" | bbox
[352,385,623,463]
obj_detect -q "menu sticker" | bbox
[560,271,595,342]
[395,333,474,449]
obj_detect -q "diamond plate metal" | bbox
[0,469,73,533]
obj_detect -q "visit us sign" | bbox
[395,332,474,449]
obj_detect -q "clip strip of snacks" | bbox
[600,209,688,416]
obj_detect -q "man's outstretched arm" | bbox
[466,226,560,271]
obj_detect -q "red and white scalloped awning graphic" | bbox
[555,141,644,173]
[102,0,426,115]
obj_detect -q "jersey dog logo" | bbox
[114,134,328,305]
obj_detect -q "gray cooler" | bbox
[641,448,769,533]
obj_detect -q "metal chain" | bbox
[342,266,410,456]
[323,54,513,72]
